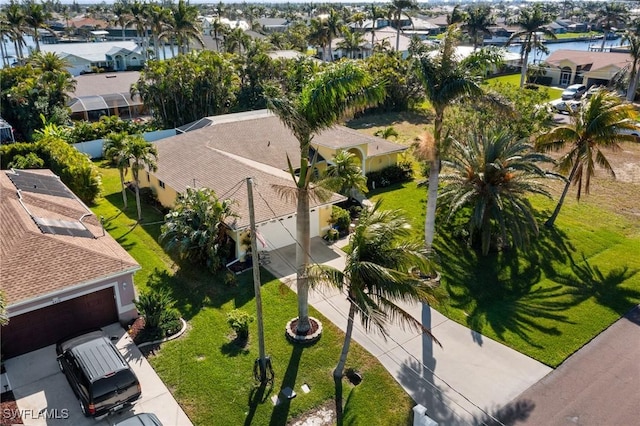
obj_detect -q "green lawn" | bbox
[91,163,414,425]
[485,74,563,100]
[369,181,640,368]
[553,32,599,40]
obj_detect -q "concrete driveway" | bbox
[3,323,192,426]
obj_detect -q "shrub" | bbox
[227,309,254,340]
[329,205,351,235]
[324,228,339,242]
[134,290,178,332]
[366,162,414,189]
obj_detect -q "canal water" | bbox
[506,38,626,64]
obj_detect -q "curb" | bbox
[137,317,188,349]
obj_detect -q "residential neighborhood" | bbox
[1,1,639,425]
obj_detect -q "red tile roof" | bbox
[545,49,631,71]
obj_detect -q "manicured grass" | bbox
[91,163,414,425]
[485,74,563,100]
[553,32,599,40]
[369,180,640,368]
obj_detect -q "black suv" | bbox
[56,330,142,418]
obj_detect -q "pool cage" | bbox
[68,92,145,122]
[0,117,15,143]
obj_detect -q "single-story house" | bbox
[68,71,145,121]
[40,41,144,76]
[329,26,414,61]
[0,169,140,358]
[543,49,632,87]
[145,110,406,258]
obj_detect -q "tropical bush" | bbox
[329,205,351,235]
[226,309,254,340]
[366,162,414,189]
[134,290,181,338]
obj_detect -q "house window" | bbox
[146,172,150,182]
[158,180,165,189]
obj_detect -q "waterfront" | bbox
[506,38,626,64]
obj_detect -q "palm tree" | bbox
[337,26,365,59]
[5,2,27,61]
[159,187,237,272]
[24,1,53,52]
[623,31,640,101]
[506,5,557,88]
[123,136,158,221]
[113,0,131,41]
[536,91,640,228]
[322,150,368,199]
[463,5,494,50]
[147,4,171,60]
[128,1,150,60]
[307,200,441,421]
[388,0,417,52]
[103,132,131,209]
[447,5,465,26]
[414,25,486,250]
[596,2,627,52]
[366,4,386,55]
[265,61,386,336]
[171,0,204,55]
[224,27,249,56]
[325,8,342,61]
[29,51,68,72]
[374,126,399,140]
[308,17,329,60]
[440,130,554,255]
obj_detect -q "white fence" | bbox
[73,129,176,158]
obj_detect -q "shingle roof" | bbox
[0,170,139,306]
[545,50,631,71]
[153,140,343,230]
[71,71,140,97]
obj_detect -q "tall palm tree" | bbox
[536,91,639,228]
[322,149,368,199]
[596,2,627,52]
[265,61,386,336]
[388,0,417,52]
[0,17,12,67]
[308,17,329,60]
[103,132,131,209]
[307,200,441,421]
[440,130,554,255]
[29,51,68,72]
[506,5,556,88]
[224,26,249,55]
[171,0,204,55]
[414,25,486,250]
[127,0,151,60]
[5,2,27,61]
[337,26,365,59]
[366,4,386,55]
[325,8,342,61]
[463,5,494,50]
[147,4,170,59]
[113,0,131,41]
[123,136,158,221]
[24,1,53,52]
[623,31,640,101]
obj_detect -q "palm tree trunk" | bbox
[520,49,530,88]
[395,15,401,52]
[600,31,607,52]
[334,302,356,423]
[134,177,142,221]
[545,161,578,228]
[33,29,41,52]
[627,61,639,101]
[424,113,443,250]
[295,185,311,334]
[0,40,7,67]
[119,168,128,209]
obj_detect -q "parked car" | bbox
[561,84,587,100]
[585,85,604,98]
[114,413,163,426]
[550,99,581,114]
[56,330,142,419]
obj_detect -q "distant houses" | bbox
[40,41,144,76]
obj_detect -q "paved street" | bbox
[511,305,640,426]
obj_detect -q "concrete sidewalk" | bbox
[266,238,552,425]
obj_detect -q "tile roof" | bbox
[1,170,139,306]
[545,50,631,71]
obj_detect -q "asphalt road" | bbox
[509,305,640,426]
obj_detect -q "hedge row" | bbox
[1,138,101,204]
[366,162,414,190]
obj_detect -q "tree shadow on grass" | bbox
[245,380,274,426]
[346,110,431,130]
[269,345,304,426]
[550,253,640,315]
[435,222,576,348]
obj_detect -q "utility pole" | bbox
[246,177,269,383]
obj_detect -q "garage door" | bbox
[1,287,118,358]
